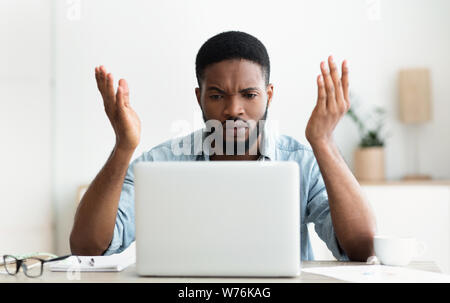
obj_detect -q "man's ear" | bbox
[266,84,274,108]
[195,87,201,107]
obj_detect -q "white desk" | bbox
[0,261,441,283]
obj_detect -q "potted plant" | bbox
[346,102,387,181]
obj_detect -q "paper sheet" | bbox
[302,265,450,283]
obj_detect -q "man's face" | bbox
[195,59,273,150]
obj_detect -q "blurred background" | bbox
[1,0,449,272]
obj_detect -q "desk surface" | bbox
[0,261,441,283]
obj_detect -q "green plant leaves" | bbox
[346,101,387,148]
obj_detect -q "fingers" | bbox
[341,60,350,107]
[105,72,115,101]
[317,75,326,109]
[94,65,115,98]
[319,56,350,113]
[116,86,125,109]
[328,56,344,104]
[118,79,130,106]
[95,65,118,112]
[116,79,130,111]
[95,66,106,95]
[94,66,131,110]
[320,61,336,109]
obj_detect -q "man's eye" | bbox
[245,93,257,99]
[209,95,223,100]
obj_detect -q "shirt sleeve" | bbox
[102,152,153,256]
[305,159,349,261]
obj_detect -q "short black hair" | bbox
[195,31,270,87]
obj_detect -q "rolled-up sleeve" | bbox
[305,160,349,261]
[102,152,153,256]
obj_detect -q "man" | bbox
[70,31,376,261]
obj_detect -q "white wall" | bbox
[0,0,53,254]
[49,0,450,254]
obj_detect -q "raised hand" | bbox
[95,66,141,152]
[305,55,350,147]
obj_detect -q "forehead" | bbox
[201,59,265,88]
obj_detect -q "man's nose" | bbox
[223,96,245,118]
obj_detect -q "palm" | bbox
[114,105,141,149]
[95,66,141,151]
[306,56,350,146]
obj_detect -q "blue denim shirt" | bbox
[103,122,349,261]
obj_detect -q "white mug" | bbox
[373,235,426,266]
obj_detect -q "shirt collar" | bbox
[258,118,277,160]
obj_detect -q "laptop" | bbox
[134,161,300,277]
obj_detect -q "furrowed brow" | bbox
[239,87,261,93]
[206,86,226,94]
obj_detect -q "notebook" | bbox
[49,242,136,272]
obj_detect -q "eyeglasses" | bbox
[3,254,72,278]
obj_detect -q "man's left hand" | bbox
[305,55,350,148]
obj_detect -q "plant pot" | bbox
[354,147,385,181]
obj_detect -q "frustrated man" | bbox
[70,31,376,261]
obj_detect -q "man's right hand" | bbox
[95,66,141,152]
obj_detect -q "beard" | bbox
[201,102,269,156]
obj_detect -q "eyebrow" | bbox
[206,86,261,94]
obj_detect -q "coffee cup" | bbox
[373,235,426,266]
